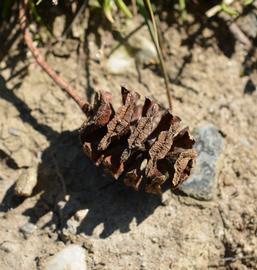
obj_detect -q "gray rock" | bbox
[43,245,87,270]
[179,124,224,200]
[19,222,37,239]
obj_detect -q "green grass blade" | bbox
[179,0,187,21]
[114,0,133,18]
[103,0,114,23]
[221,4,238,17]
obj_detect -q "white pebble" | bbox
[43,245,87,270]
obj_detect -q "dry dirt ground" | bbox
[0,6,257,270]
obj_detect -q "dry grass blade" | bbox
[142,0,173,111]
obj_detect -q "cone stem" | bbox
[19,0,89,111]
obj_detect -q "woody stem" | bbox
[19,0,89,111]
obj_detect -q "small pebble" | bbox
[106,46,134,75]
[19,222,37,239]
[151,237,158,244]
[0,241,19,253]
[8,128,20,136]
[15,167,38,197]
[43,244,87,270]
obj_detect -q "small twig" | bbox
[223,255,257,263]
[206,4,222,18]
[221,11,252,49]
[209,254,257,267]
[206,5,252,49]
[218,205,229,229]
[19,0,88,111]
[143,0,173,111]
[228,21,252,49]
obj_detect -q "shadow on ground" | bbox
[0,75,162,239]
[32,130,162,238]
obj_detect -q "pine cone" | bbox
[80,87,197,194]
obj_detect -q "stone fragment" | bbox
[14,167,38,197]
[19,222,37,239]
[43,245,87,270]
[179,124,224,200]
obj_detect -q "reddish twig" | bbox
[19,0,88,111]
[219,13,252,50]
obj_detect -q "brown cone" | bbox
[79,87,197,194]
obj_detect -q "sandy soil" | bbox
[0,5,257,270]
